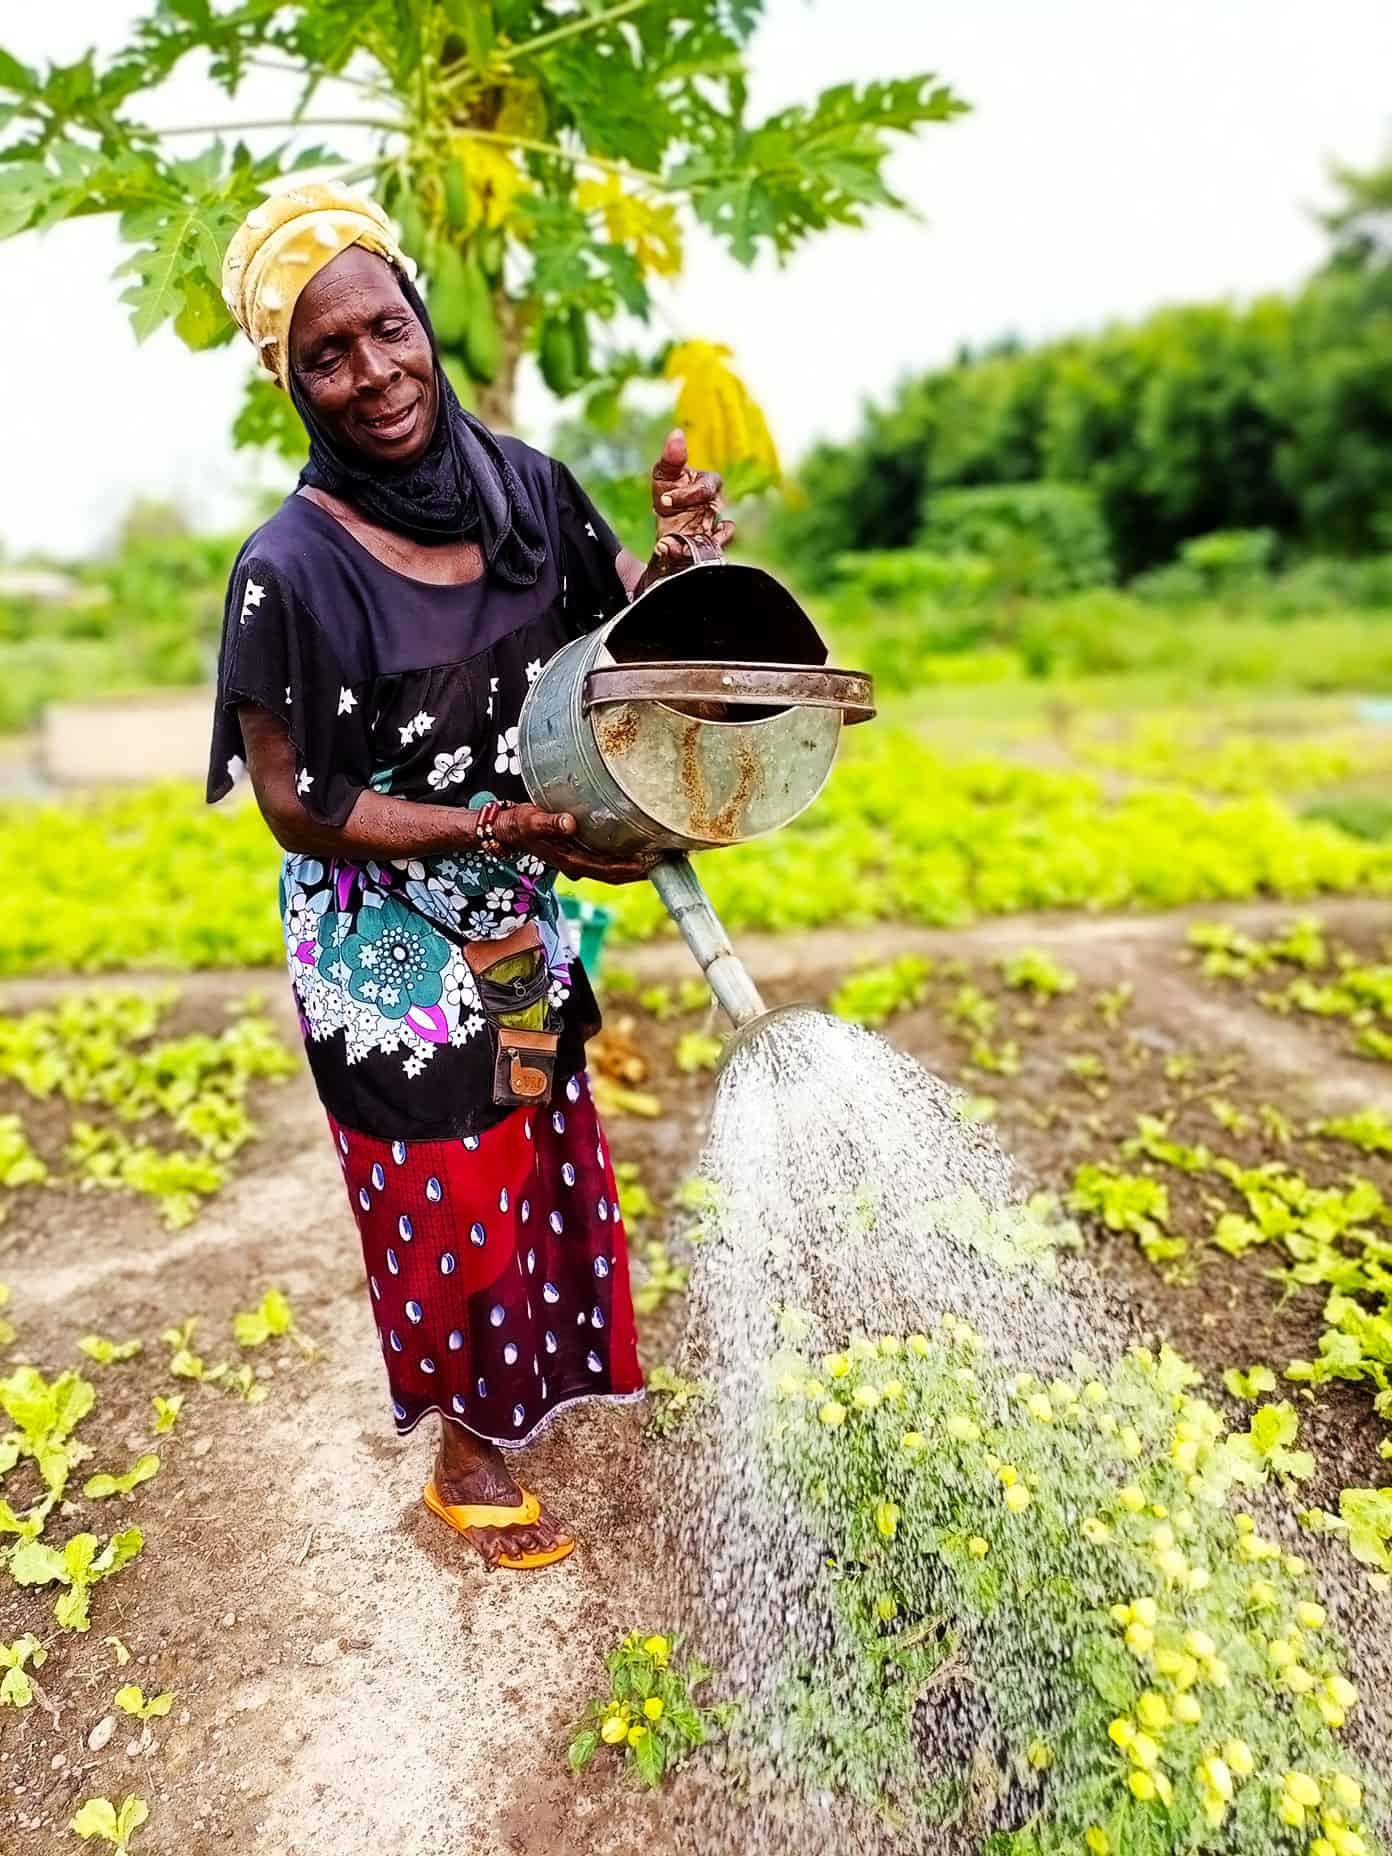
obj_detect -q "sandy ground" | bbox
[1,893,1389,1853]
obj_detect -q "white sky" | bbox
[3,0,1390,557]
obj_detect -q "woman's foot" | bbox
[431,1418,572,1569]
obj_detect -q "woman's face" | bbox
[289,247,438,465]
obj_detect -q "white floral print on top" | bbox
[495,725,520,775]
[426,746,474,790]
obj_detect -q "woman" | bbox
[208,183,731,1571]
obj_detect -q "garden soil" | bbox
[1,894,1388,1855]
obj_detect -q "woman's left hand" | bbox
[639,429,735,587]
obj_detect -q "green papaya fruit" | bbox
[478,226,505,283]
[444,157,470,235]
[538,316,578,398]
[429,242,471,349]
[567,307,592,382]
[394,190,425,259]
[461,261,500,384]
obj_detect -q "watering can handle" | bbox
[676,532,726,567]
[582,661,876,724]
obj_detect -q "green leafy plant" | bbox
[830,956,934,1027]
[0,1284,13,1348]
[1223,1403,1315,1488]
[998,947,1078,998]
[10,1528,143,1632]
[1314,1109,1392,1155]
[69,1795,149,1853]
[77,1336,143,1366]
[1222,1366,1277,1402]
[149,1395,183,1435]
[0,1363,95,1500]
[765,1322,1377,1849]
[0,1113,47,1199]
[83,1455,160,1501]
[115,1684,174,1721]
[567,1631,732,1789]
[1068,1165,1183,1266]
[0,1633,46,1708]
[673,1031,723,1074]
[644,1365,711,1438]
[232,1287,315,1356]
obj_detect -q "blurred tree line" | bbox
[777,158,1392,581]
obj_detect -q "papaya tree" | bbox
[0,2,966,481]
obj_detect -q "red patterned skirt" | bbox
[329,1072,643,1448]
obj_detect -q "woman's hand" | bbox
[634,429,735,593]
[491,805,660,886]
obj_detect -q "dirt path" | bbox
[1,894,1388,1852]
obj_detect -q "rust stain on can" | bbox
[594,705,641,759]
[677,722,761,842]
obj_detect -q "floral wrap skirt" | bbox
[330,1072,643,1448]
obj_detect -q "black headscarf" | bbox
[289,265,546,587]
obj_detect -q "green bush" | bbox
[764,1318,1381,1852]
[919,484,1114,595]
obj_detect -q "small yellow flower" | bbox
[900,1431,926,1453]
[1197,1755,1233,1802]
[966,1535,990,1558]
[1083,1381,1108,1406]
[1277,1794,1305,1830]
[1085,1829,1110,1855]
[825,1353,851,1380]
[1283,1771,1321,1809]
[1325,1673,1359,1711]
[1107,1716,1135,1749]
[997,1463,1019,1488]
[876,1593,898,1621]
[1025,1393,1054,1424]
[1136,1692,1169,1731]
[1267,1638,1297,1670]
[1128,1770,1157,1802]
[1330,1774,1362,1812]
[881,1378,905,1403]
[1318,1696,1346,1730]
[627,1724,647,1748]
[1296,1601,1327,1630]
[852,1384,881,1411]
[1153,1649,1198,1689]
[1185,1566,1211,1593]
[818,1401,846,1429]
[946,1413,980,1443]
[1183,1629,1215,1658]
[906,1333,930,1358]
[1027,1738,1053,1770]
[850,1336,878,1362]
[1128,1732,1159,1771]
[878,1335,902,1357]
[1311,1841,1338,1856]
[1132,1597,1158,1627]
[1172,1694,1202,1725]
[1247,1578,1278,1609]
[1081,1517,1111,1544]
[1156,1549,1187,1583]
[1201,1655,1230,1688]
[776,1372,803,1398]
[1283,1553,1310,1576]
[1117,1484,1145,1513]
[1118,1424,1143,1460]
[642,1635,670,1666]
[601,1715,629,1745]
[874,1500,900,1539]
[802,1379,825,1401]
[1284,1664,1314,1696]
[643,1697,664,1721]
[1222,1738,1254,1778]
[1151,1523,1175,1551]
[1125,1621,1154,1656]
[1327,1828,1369,1856]
[1004,1483,1032,1514]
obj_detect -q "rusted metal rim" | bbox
[582,661,876,726]
[717,1001,826,1072]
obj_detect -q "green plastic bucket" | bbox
[559,893,612,978]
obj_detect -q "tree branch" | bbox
[509,0,661,62]
[148,115,404,138]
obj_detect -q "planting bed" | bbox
[0,893,1388,1853]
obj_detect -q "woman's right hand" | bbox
[487,804,660,885]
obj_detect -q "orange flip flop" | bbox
[422,1475,576,1570]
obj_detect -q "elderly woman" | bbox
[207,184,730,1571]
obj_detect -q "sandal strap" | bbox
[425,1479,541,1531]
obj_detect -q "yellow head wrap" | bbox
[221,181,416,390]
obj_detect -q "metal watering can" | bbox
[517,550,875,1042]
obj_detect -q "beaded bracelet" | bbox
[474,800,505,858]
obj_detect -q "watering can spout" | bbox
[647,855,768,1029]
